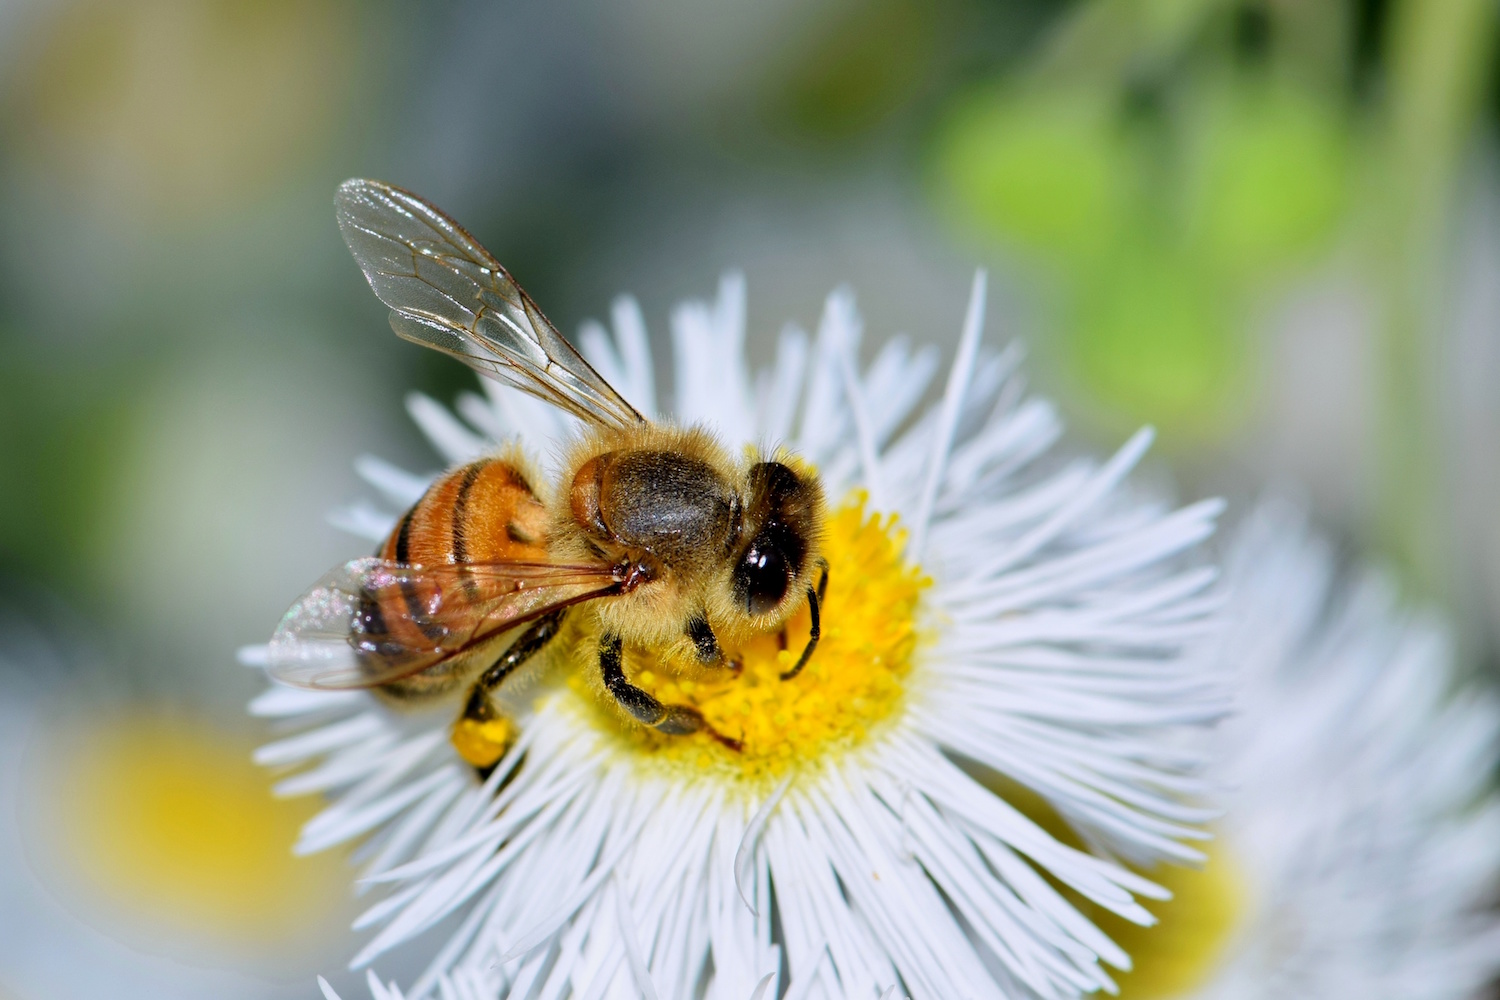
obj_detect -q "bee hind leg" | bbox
[451,610,565,775]
[600,632,742,752]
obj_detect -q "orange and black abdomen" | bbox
[369,458,551,657]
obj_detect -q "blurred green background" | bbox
[0,0,1498,996]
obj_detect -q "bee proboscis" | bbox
[268,179,828,767]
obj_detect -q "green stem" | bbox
[1374,0,1495,601]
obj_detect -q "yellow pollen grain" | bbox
[571,497,929,783]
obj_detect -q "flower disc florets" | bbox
[572,499,927,783]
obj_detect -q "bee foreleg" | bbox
[452,610,565,773]
[779,584,822,681]
[600,632,742,751]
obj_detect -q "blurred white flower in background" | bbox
[1201,502,1500,998]
[1095,501,1500,1000]
[0,613,355,1000]
[248,273,1229,999]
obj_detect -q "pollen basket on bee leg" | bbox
[451,716,518,769]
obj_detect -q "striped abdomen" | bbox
[364,458,551,698]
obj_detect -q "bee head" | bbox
[731,461,824,622]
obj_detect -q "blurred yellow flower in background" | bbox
[0,620,362,998]
[37,712,348,951]
[1095,848,1245,999]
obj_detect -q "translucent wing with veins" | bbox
[335,178,645,429]
[268,558,626,690]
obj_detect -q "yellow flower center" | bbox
[568,498,928,783]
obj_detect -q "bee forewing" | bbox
[267,557,622,691]
[335,178,644,429]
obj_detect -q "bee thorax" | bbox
[570,449,736,569]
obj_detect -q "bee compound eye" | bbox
[736,540,790,616]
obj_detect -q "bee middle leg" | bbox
[687,613,742,675]
[451,610,565,773]
[599,632,742,751]
[685,613,725,666]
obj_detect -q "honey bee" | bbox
[268,179,827,767]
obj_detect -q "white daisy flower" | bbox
[1097,501,1500,999]
[248,267,1228,1000]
